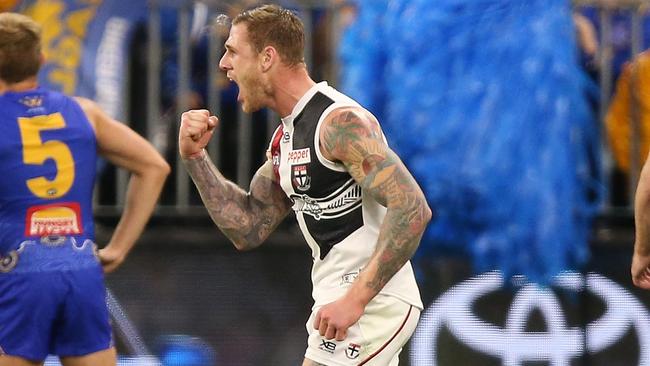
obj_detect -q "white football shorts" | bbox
[304,295,421,366]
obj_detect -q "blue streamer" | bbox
[340,0,603,283]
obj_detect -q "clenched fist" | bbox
[632,249,650,289]
[179,109,218,159]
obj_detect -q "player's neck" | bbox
[0,77,38,94]
[272,66,315,118]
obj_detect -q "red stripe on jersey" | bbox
[270,124,284,182]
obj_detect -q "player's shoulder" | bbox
[322,105,380,134]
[71,96,103,131]
[31,89,91,121]
[319,105,384,161]
[19,88,67,108]
[42,88,79,107]
[71,96,98,113]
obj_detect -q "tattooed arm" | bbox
[633,155,650,289]
[184,154,292,250]
[312,107,432,341]
[179,110,292,250]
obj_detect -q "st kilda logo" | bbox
[292,165,311,191]
[346,343,361,359]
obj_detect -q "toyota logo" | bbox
[411,271,650,365]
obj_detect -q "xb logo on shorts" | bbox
[411,271,650,366]
[319,339,336,353]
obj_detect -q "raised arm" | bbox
[179,110,292,250]
[633,156,650,288]
[314,106,432,340]
[75,97,170,273]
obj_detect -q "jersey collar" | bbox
[281,81,328,128]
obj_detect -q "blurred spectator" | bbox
[0,0,22,11]
[573,10,602,205]
[580,4,650,86]
[578,3,650,206]
[159,2,211,112]
[574,11,600,81]
[606,50,650,177]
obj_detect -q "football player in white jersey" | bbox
[178,5,432,365]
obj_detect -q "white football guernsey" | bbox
[269,82,423,310]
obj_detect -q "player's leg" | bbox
[387,351,401,366]
[302,358,328,366]
[59,348,116,366]
[0,356,43,366]
[0,271,60,366]
[355,296,420,365]
[53,266,113,364]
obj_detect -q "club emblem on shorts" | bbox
[319,339,337,354]
[292,165,311,191]
[346,343,361,359]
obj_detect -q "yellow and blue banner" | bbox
[25,0,146,120]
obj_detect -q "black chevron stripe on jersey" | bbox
[289,92,364,260]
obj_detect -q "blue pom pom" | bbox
[339,0,603,283]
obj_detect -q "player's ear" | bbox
[260,46,276,72]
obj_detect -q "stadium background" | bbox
[5,0,650,364]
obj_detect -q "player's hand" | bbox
[313,294,365,341]
[632,248,650,289]
[179,109,218,159]
[97,246,126,273]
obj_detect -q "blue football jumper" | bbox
[0,88,112,360]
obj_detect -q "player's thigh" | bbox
[53,266,112,357]
[0,272,63,363]
[302,358,328,366]
[304,295,419,366]
[59,347,116,366]
[356,296,419,365]
[0,355,43,366]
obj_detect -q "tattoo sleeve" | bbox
[321,108,433,300]
[183,150,292,250]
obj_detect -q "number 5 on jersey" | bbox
[18,112,74,199]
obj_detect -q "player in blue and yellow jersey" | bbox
[0,13,170,366]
